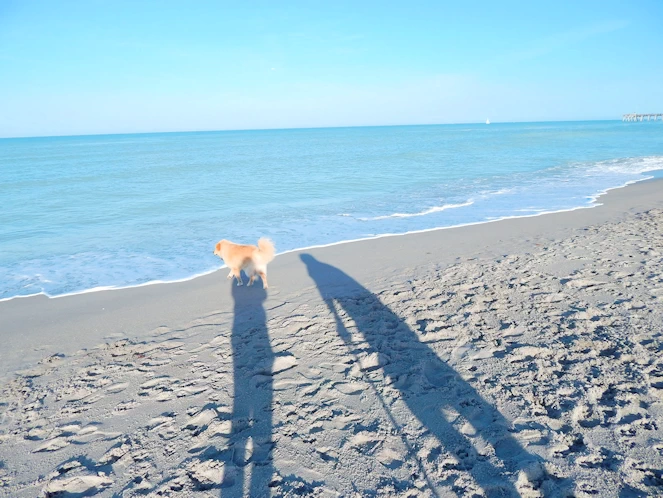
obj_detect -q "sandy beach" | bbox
[1,178,663,497]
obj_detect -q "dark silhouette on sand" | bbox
[301,253,567,497]
[222,282,274,497]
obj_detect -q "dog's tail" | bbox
[257,238,276,264]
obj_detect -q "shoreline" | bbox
[2,174,659,305]
[1,177,662,377]
[2,177,663,496]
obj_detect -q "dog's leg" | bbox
[232,268,243,286]
[245,264,256,286]
[258,270,268,289]
[227,270,234,280]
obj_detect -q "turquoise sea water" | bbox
[1,121,662,300]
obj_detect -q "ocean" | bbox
[1,120,662,300]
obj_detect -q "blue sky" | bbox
[0,0,661,137]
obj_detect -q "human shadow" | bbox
[300,254,567,497]
[118,282,275,497]
[222,282,275,497]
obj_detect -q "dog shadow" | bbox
[300,253,570,497]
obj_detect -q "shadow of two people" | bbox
[299,254,560,498]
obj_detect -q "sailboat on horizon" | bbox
[486,118,491,125]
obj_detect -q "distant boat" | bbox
[486,119,491,125]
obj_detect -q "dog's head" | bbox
[213,240,227,257]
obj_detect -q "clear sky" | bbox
[0,0,661,137]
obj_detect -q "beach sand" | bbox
[1,179,663,497]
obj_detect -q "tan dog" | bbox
[213,238,275,289]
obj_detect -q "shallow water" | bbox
[1,120,662,299]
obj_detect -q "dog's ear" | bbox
[215,242,221,252]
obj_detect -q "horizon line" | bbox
[0,117,642,140]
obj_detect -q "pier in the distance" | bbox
[622,113,663,122]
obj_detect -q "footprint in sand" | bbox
[43,472,113,496]
[422,360,454,387]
